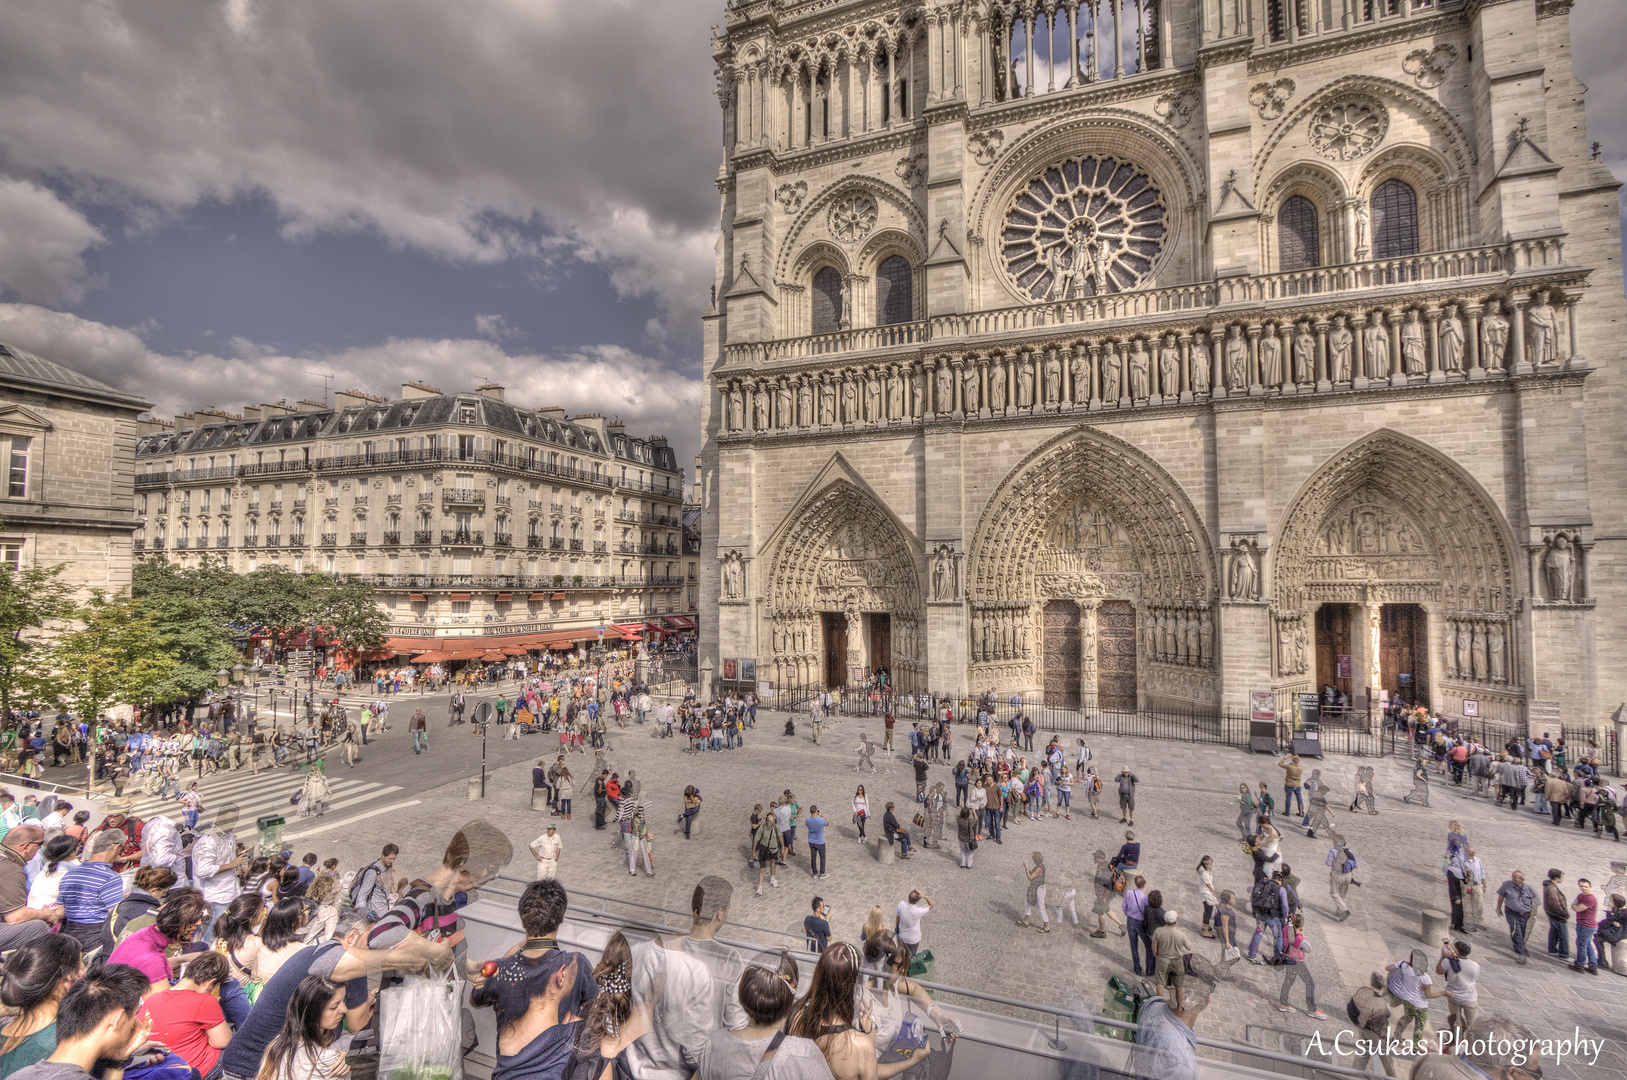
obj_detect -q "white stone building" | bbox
[0,341,151,595]
[698,0,1622,732]
[134,383,693,658]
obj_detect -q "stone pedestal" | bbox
[1421,908,1450,945]
[531,788,550,812]
[876,838,896,864]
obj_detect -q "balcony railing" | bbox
[414,530,433,544]
[324,498,339,509]
[242,537,257,548]
[495,495,511,507]
[443,489,485,506]
[725,320,926,366]
[568,539,584,551]
[350,532,369,546]
[593,541,607,553]
[174,538,190,549]
[350,573,688,590]
[550,502,564,514]
[133,539,146,551]
[386,493,402,505]
[318,533,336,547]
[441,530,483,545]
[527,536,545,548]
[353,496,368,506]
[216,537,229,548]
[291,500,306,512]
[149,540,165,550]
[382,531,401,546]
[287,534,303,546]
[550,537,565,550]
[494,534,513,547]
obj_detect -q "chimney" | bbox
[259,401,296,419]
[334,389,386,410]
[476,383,505,402]
[539,406,567,419]
[401,381,441,399]
[296,398,327,412]
[606,420,626,435]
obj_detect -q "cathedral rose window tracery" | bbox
[829,193,879,243]
[1308,98,1389,162]
[999,156,1167,302]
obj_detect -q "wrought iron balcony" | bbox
[413,530,433,544]
[350,532,369,546]
[382,531,401,545]
[441,530,483,545]
[319,533,337,547]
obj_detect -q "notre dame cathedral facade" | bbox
[697,0,1623,734]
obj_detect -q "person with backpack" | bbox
[1326,843,1358,922]
[349,844,398,918]
[1246,871,1289,965]
[1276,914,1327,1018]
[1083,766,1102,819]
[1235,783,1256,839]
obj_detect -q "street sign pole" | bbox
[472,701,493,798]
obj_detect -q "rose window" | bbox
[1000,156,1167,302]
[1309,98,1389,162]
[828,193,878,243]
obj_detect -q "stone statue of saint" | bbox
[1470,622,1487,681]
[776,382,793,427]
[1438,306,1465,372]
[798,379,814,426]
[885,370,902,418]
[1481,304,1509,370]
[1017,358,1035,407]
[963,366,980,412]
[1527,289,1559,364]
[1229,543,1258,600]
[1544,534,1574,601]
[1328,316,1353,382]
[988,362,1006,410]
[933,549,953,601]
[1488,623,1505,682]
[1101,343,1123,401]
[1292,322,1315,384]
[1443,622,1458,679]
[1224,326,1248,390]
[1071,351,1091,402]
[1362,316,1390,377]
[1456,621,1472,678]
[722,553,743,599]
[1044,353,1062,403]
[727,385,743,430]
[864,371,882,421]
[1401,311,1426,375]
[910,368,926,417]
[1199,608,1214,665]
[753,387,769,430]
[1129,340,1151,399]
[1259,328,1283,388]
[1189,333,1211,394]
[1158,335,1180,397]
[820,377,836,425]
[841,378,858,424]
[935,364,953,413]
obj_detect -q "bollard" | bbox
[876,838,896,865]
[688,812,701,838]
[469,776,483,801]
[1421,908,1449,945]
[531,788,549,812]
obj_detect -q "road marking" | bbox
[282,800,423,841]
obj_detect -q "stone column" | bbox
[1314,319,1332,393]
[1178,333,1194,403]
[1247,324,1264,396]
[1003,354,1015,415]
[1112,0,1124,79]
[1065,0,1081,87]
[1510,296,1530,374]
[1085,0,1098,81]
[1350,600,1383,710]
[1062,345,1075,410]
[1388,309,1407,387]
[1466,306,1483,379]
[1350,313,1369,390]
[1564,292,1580,366]
[1024,9,1036,96]
[1087,344,1103,410]
[1080,599,1099,708]
[1426,306,1444,384]
[977,357,990,418]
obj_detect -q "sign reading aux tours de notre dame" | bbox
[697,0,1622,733]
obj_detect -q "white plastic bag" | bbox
[378,970,463,1080]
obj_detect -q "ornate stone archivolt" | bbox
[967,425,1216,611]
[774,174,928,283]
[1273,430,1517,616]
[1308,96,1390,162]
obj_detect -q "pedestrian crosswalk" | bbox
[122,767,403,837]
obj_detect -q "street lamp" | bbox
[216,668,231,689]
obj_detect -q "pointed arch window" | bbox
[1370,179,1419,259]
[812,266,844,335]
[876,256,913,325]
[1277,195,1320,271]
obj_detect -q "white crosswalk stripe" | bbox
[122,770,400,826]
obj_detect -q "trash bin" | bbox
[531,788,549,812]
[469,776,484,801]
[1096,975,1150,1042]
[907,949,935,989]
[256,814,285,858]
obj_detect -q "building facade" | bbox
[134,383,693,656]
[699,0,1623,731]
[0,340,151,595]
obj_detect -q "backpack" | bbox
[1090,775,1102,794]
[1281,882,1300,914]
[1599,914,1627,946]
[1340,848,1358,874]
[348,863,379,910]
[1251,879,1282,918]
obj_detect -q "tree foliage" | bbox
[46,593,178,721]
[0,557,79,716]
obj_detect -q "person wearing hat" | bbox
[1117,765,1140,825]
[530,823,562,881]
[91,800,143,873]
[1151,909,1192,1009]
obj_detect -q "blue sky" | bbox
[1,0,1625,481]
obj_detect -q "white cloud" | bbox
[0,0,723,332]
[0,177,104,303]
[473,313,520,343]
[0,302,705,475]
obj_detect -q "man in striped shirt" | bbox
[57,829,128,953]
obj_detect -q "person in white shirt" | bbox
[27,834,81,908]
[140,814,187,879]
[191,807,244,944]
[529,824,562,880]
[895,890,934,959]
[626,936,713,1080]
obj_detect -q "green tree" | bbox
[130,558,243,703]
[0,557,79,717]
[309,575,388,658]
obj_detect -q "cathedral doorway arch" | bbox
[967,427,1217,708]
[1273,430,1521,721]
[764,478,923,692]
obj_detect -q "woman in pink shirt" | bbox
[109,891,211,996]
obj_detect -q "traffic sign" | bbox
[472,701,493,725]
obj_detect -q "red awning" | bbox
[666,616,695,630]
[549,641,575,650]
[445,649,484,660]
[410,651,447,664]
[450,592,472,602]
[409,593,427,602]
[550,592,566,600]
[618,633,642,642]
[480,649,506,660]
[494,593,513,602]
[385,636,436,655]
[528,592,548,601]
[612,623,645,635]
[502,646,529,656]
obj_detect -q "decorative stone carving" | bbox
[1259,326,1283,388]
[1247,78,1295,121]
[1329,316,1353,382]
[1401,310,1426,375]
[967,129,1004,166]
[774,181,808,214]
[721,550,745,600]
[1274,611,1309,677]
[1308,97,1389,162]
[1526,290,1559,365]
[999,155,1168,302]
[895,153,928,187]
[1227,538,1260,600]
[1480,302,1509,370]
[1154,87,1200,129]
[828,192,878,243]
[930,543,960,602]
[1543,533,1575,602]
[1189,333,1211,395]
[1223,326,1248,391]
[1402,44,1457,89]
[1438,306,1465,373]
[1292,322,1315,385]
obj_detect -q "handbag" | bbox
[1222,945,1241,963]
[968,836,979,851]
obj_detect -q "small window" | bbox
[876,256,914,325]
[459,404,478,424]
[7,436,30,498]
[1278,196,1320,271]
[812,266,844,335]
[1370,179,1419,259]
[1,543,21,570]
